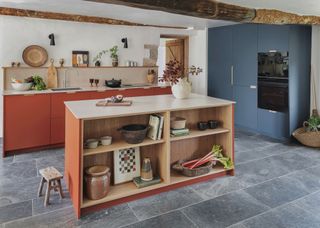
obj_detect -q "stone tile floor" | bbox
[1,130,320,227]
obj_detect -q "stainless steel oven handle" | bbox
[231,65,234,86]
[250,85,257,89]
[269,110,277,113]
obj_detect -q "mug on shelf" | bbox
[100,136,112,146]
[85,139,99,149]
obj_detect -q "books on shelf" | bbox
[133,176,161,188]
[147,114,164,140]
[170,128,190,137]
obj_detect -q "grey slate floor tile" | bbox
[36,154,65,174]
[0,200,32,224]
[293,191,320,217]
[182,190,270,228]
[244,177,310,208]
[242,204,320,228]
[129,187,203,220]
[124,210,196,228]
[0,160,37,183]
[13,148,64,163]
[32,192,72,216]
[0,156,13,165]
[190,175,250,199]
[3,207,76,228]
[0,176,40,207]
[235,149,270,164]
[78,204,138,228]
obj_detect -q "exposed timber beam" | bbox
[86,0,320,25]
[0,7,186,29]
[86,0,256,22]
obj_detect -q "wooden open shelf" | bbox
[83,138,165,156]
[3,66,158,69]
[65,101,234,217]
[170,166,232,184]
[82,181,166,208]
[170,128,230,142]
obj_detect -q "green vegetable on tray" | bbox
[211,145,234,169]
[24,75,46,91]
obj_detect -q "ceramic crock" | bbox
[84,166,111,200]
[171,78,192,99]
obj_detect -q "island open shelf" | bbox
[64,94,235,218]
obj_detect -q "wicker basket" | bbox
[172,160,214,177]
[292,127,320,148]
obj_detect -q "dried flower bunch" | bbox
[159,60,183,85]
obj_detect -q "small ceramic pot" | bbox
[170,117,186,130]
[85,139,99,149]
[197,122,208,131]
[84,166,110,200]
[208,120,219,129]
[100,136,112,146]
[147,74,155,84]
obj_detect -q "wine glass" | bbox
[94,79,99,87]
[89,78,94,87]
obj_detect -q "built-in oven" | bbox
[258,77,288,112]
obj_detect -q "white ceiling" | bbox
[0,0,319,29]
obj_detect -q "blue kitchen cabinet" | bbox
[208,26,233,100]
[232,24,258,86]
[258,108,289,139]
[258,25,290,52]
[234,85,258,131]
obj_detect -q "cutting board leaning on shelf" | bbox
[47,58,58,88]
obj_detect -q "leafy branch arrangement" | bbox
[93,49,108,63]
[159,59,183,85]
[93,45,119,63]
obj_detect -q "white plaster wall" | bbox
[0,16,208,137]
[311,25,320,113]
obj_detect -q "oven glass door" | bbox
[258,82,288,112]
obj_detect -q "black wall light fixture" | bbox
[121,38,128,48]
[48,33,55,46]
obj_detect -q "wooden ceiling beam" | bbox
[86,0,320,25]
[0,7,186,29]
[86,0,256,22]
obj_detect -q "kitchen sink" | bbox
[51,87,82,91]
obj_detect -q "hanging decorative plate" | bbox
[22,45,48,67]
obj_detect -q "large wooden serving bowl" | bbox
[22,45,48,67]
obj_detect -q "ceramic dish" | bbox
[100,136,112,146]
[170,117,186,130]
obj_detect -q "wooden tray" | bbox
[96,100,132,107]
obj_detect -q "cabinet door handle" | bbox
[250,85,257,89]
[230,65,234,86]
[269,110,277,113]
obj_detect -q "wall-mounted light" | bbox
[48,33,55,46]
[121,38,128,48]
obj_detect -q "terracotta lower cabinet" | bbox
[4,94,51,152]
[50,91,96,144]
[3,87,172,155]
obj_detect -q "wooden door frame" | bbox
[160,35,189,75]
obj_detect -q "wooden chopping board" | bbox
[96,100,132,107]
[47,59,58,88]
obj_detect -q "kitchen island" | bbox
[64,94,235,218]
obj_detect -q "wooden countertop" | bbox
[65,94,235,120]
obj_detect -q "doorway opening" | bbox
[157,35,189,80]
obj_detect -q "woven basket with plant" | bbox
[293,115,320,148]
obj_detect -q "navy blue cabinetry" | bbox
[208,26,233,100]
[258,25,289,52]
[208,24,311,139]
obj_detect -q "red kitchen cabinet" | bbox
[121,87,155,97]
[50,91,95,144]
[4,94,51,152]
[90,90,118,99]
[153,86,172,95]
[51,91,95,118]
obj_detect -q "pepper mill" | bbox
[141,158,153,181]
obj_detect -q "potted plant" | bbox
[159,60,201,99]
[93,49,108,67]
[109,45,119,67]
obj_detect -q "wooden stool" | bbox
[38,167,64,206]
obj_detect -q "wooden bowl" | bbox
[22,45,48,67]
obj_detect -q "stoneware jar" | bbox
[171,78,192,99]
[84,166,111,200]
